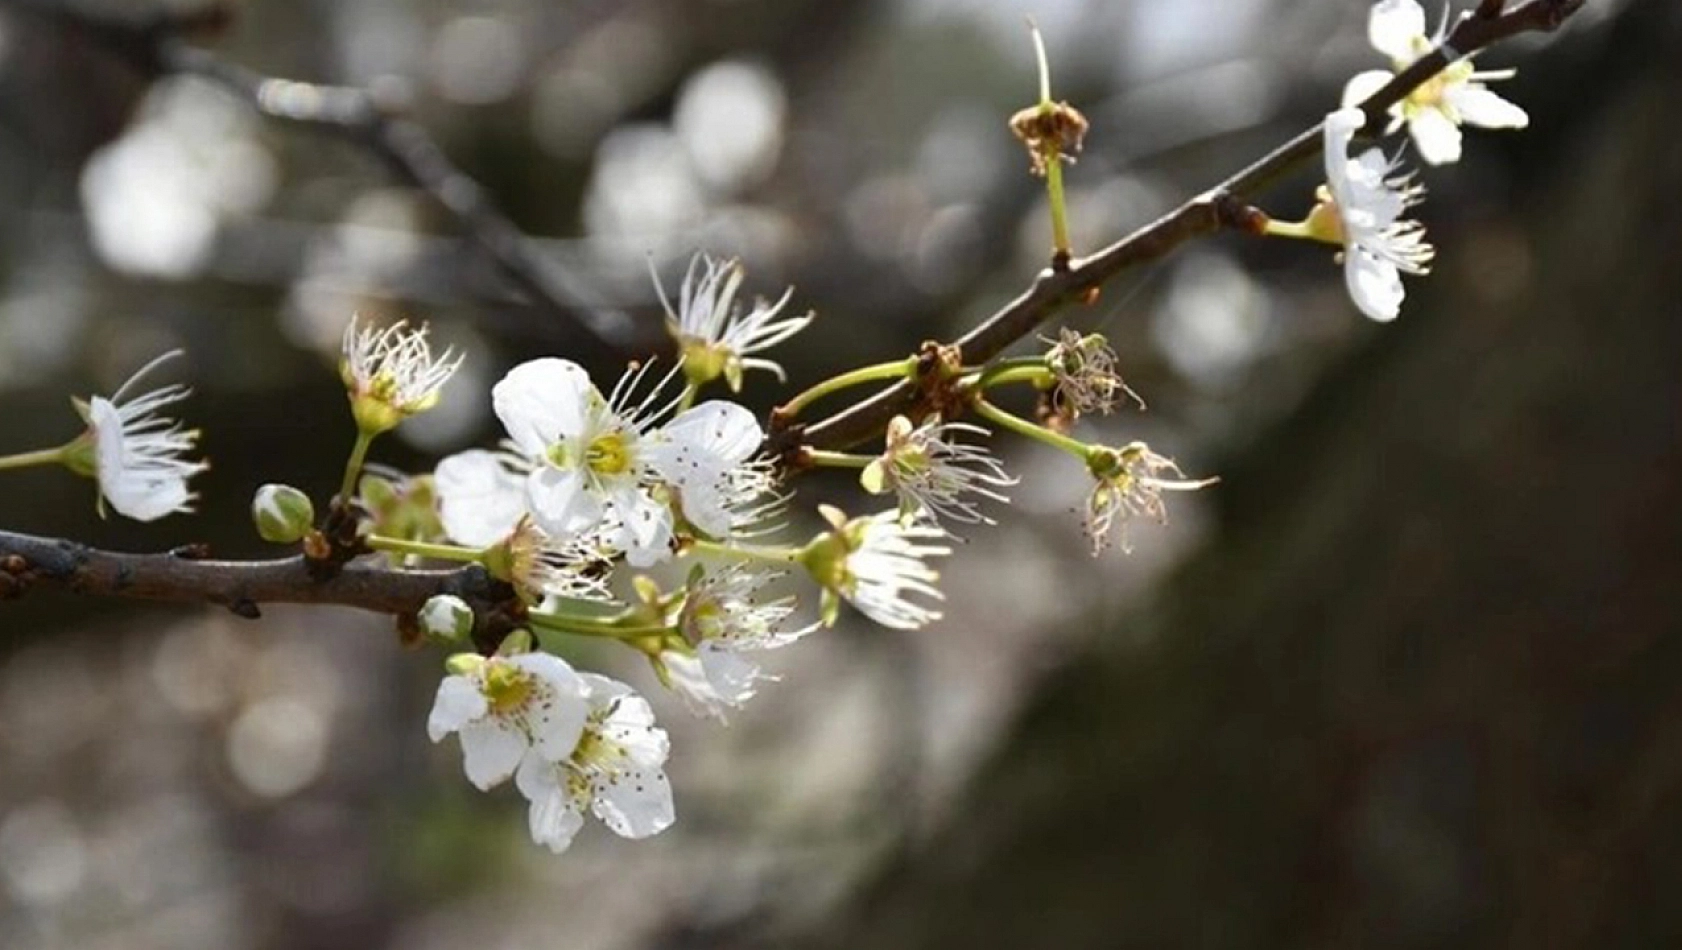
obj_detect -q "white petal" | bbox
[514,747,561,799]
[660,651,727,720]
[1447,84,1529,129]
[103,472,192,522]
[1369,0,1426,65]
[1342,69,1394,109]
[526,467,599,536]
[459,719,528,790]
[529,791,586,853]
[698,644,762,708]
[427,675,487,741]
[492,359,593,458]
[435,450,527,547]
[515,758,588,854]
[1344,248,1405,322]
[615,490,672,567]
[508,653,589,761]
[580,672,636,709]
[1322,108,1366,197]
[662,401,763,466]
[591,768,674,840]
[1408,108,1463,165]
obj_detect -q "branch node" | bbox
[226,598,262,620]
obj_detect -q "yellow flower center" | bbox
[586,431,633,476]
[1402,60,1473,117]
[481,662,533,715]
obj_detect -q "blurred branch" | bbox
[0,0,624,350]
[778,0,1586,454]
[0,528,511,629]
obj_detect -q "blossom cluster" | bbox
[0,0,1549,860]
[1271,0,1528,322]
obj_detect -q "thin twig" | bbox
[0,0,623,349]
[786,0,1585,454]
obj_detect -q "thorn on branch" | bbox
[1475,0,1507,19]
[169,543,212,560]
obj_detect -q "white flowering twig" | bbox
[773,0,1585,457]
[0,0,1589,859]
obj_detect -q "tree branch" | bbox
[0,529,511,625]
[783,0,1586,454]
[0,0,625,350]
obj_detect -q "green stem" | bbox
[972,396,1091,461]
[526,611,671,642]
[677,382,699,413]
[688,537,803,566]
[365,534,482,563]
[779,358,916,419]
[1046,156,1071,257]
[339,430,376,502]
[966,363,1054,391]
[806,450,874,469]
[0,445,68,472]
[1261,218,1317,240]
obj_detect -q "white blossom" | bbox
[78,350,207,522]
[806,507,950,630]
[487,357,764,565]
[427,653,589,790]
[861,415,1015,526]
[1082,442,1216,556]
[1319,107,1435,322]
[341,315,462,432]
[660,565,816,720]
[515,673,674,854]
[1342,0,1528,165]
[657,252,813,391]
[497,518,615,604]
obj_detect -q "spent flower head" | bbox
[428,652,590,790]
[802,506,950,630]
[1342,0,1528,165]
[63,350,207,522]
[1082,442,1217,556]
[515,673,674,855]
[1305,108,1435,322]
[1043,329,1143,418]
[341,315,462,434]
[861,416,1015,527]
[656,253,813,391]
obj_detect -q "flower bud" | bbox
[251,483,315,544]
[417,594,474,646]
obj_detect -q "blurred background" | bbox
[1,0,1678,947]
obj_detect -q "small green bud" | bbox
[444,652,486,676]
[417,594,474,646]
[494,628,534,657]
[251,483,315,544]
